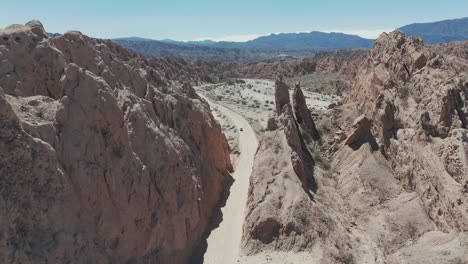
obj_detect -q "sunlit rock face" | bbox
[0,21,232,264]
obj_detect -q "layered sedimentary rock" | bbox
[0,21,232,263]
[292,82,320,140]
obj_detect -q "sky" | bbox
[1,0,467,41]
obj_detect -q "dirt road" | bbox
[201,95,259,264]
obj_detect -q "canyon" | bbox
[0,19,467,264]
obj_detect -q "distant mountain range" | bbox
[113,17,468,62]
[156,31,374,51]
[400,17,468,44]
[114,32,373,62]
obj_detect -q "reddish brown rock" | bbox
[0,21,232,264]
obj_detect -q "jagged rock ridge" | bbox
[0,21,232,263]
[346,30,468,231]
[241,30,468,263]
[292,82,320,140]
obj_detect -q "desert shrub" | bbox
[399,86,410,99]
[342,253,354,264]
[273,141,282,154]
[332,108,343,119]
[405,222,418,240]
[451,258,467,264]
[300,127,312,143]
[312,151,331,170]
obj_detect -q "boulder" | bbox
[344,114,378,150]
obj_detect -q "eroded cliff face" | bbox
[241,31,468,263]
[0,21,232,263]
[345,30,468,232]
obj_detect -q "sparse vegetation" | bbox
[404,221,418,240]
[399,86,410,99]
[451,258,468,264]
[332,108,343,119]
[299,127,331,170]
[342,253,354,264]
[312,151,331,170]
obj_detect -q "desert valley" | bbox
[0,3,468,264]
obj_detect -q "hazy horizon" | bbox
[1,0,467,41]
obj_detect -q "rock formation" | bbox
[0,21,232,263]
[292,82,320,140]
[242,30,468,263]
[343,114,377,150]
[243,77,364,262]
[274,76,291,114]
[345,30,468,231]
[242,103,318,253]
[197,50,367,95]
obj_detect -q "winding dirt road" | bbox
[200,95,259,264]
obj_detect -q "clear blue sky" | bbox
[1,0,467,41]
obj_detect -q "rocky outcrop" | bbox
[345,30,468,231]
[292,82,320,140]
[0,21,232,263]
[274,76,290,114]
[242,103,318,253]
[242,84,387,263]
[241,30,468,263]
[344,114,378,150]
[430,41,468,61]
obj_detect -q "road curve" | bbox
[200,94,259,264]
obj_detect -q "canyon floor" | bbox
[196,80,338,263]
[201,94,258,263]
[197,79,339,135]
